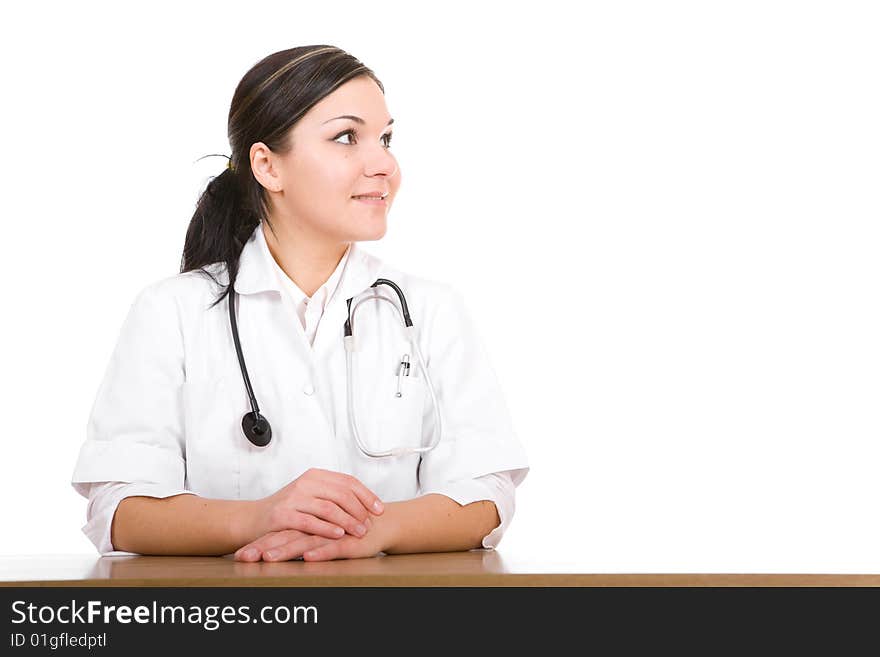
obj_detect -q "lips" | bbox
[352,191,388,199]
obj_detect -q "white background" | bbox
[1,1,877,572]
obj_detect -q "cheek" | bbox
[299,149,357,186]
[292,160,357,207]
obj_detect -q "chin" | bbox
[352,219,388,242]
[362,225,388,241]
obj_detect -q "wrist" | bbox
[372,502,402,553]
[230,499,267,546]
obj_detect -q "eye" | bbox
[332,128,393,148]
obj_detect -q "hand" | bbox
[235,515,386,562]
[253,468,384,541]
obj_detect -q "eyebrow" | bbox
[323,115,394,127]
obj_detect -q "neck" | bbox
[261,221,350,298]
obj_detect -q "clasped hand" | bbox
[234,468,389,562]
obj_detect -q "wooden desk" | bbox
[2,553,880,587]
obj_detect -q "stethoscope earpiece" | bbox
[242,411,272,447]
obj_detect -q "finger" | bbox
[300,497,369,538]
[300,479,377,525]
[303,540,343,562]
[235,531,285,561]
[248,530,308,556]
[235,541,268,561]
[309,470,385,517]
[336,473,385,516]
[264,535,331,562]
[235,546,261,562]
[325,485,374,524]
[278,510,348,539]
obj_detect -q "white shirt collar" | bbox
[271,241,351,310]
[232,222,384,307]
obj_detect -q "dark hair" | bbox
[180,45,385,309]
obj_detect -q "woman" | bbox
[71,45,529,562]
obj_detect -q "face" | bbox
[250,75,400,244]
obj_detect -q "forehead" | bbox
[304,76,391,127]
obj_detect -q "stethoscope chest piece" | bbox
[242,411,272,447]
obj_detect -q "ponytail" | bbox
[180,161,260,310]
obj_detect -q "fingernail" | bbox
[243,548,257,560]
[333,527,344,536]
[364,517,372,528]
[265,550,277,560]
[373,500,384,513]
[355,524,366,536]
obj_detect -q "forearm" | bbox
[112,494,263,556]
[381,494,500,555]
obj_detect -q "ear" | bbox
[250,142,282,193]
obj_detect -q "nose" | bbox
[364,142,398,178]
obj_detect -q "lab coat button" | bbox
[303,383,315,396]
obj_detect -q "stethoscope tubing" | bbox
[228,279,442,456]
[229,288,271,446]
[344,292,442,458]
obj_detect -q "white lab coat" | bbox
[71,222,530,555]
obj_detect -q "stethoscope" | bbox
[228,279,443,458]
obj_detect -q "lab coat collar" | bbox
[233,222,384,305]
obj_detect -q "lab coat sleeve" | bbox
[81,482,194,555]
[416,284,530,548]
[70,280,195,553]
[420,471,516,549]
